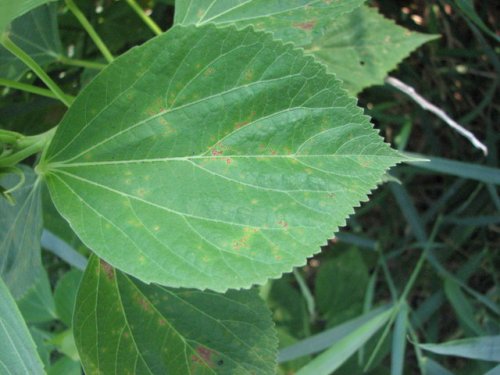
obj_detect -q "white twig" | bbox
[385,76,488,156]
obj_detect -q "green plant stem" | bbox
[125,0,162,36]
[0,129,23,144]
[364,218,442,371]
[65,0,114,63]
[0,36,72,107]
[0,128,56,168]
[0,78,75,103]
[57,55,106,70]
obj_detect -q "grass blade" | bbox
[405,153,500,185]
[279,305,392,363]
[295,308,393,375]
[419,336,500,362]
[391,302,409,375]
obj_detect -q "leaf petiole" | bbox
[125,0,162,36]
[0,78,75,103]
[65,0,114,63]
[57,55,106,70]
[0,128,57,168]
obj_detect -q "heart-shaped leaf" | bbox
[174,0,364,47]
[305,5,439,94]
[74,255,277,374]
[39,24,403,291]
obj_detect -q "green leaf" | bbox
[74,255,277,374]
[0,276,45,375]
[40,24,402,291]
[30,327,54,367]
[174,0,364,46]
[0,165,43,299]
[0,4,62,80]
[54,269,83,326]
[315,248,369,327]
[295,307,393,375]
[0,0,57,34]
[174,2,436,94]
[419,336,500,362]
[49,329,79,361]
[305,5,439,94]
[17,267,57,323]
[47,356,81,375]
[444,277,484,336]
[406,153,500,185]
[391,302,408,375]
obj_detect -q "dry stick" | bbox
[385,76,488,156]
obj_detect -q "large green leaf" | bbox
[74,255,277,374]
[0,0,57,34]
[0,4,62,80]
[306,5,439,94]
[40,24,402,291]
[174,0,364,46]
[0,276,45,375]
[0,165,43,299]
[174,2,436,94]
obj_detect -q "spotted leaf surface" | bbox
[74,255,277,374]
[306,6,439,94]
[40,24,402,291]
[174,0,364,46]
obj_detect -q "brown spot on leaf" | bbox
[293,20,316,30]
[204,67,216,77]
[278,220,288,229]
[235,120,249,129]
[191,346,216,368]
[100,259,114,279]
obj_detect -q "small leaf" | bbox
[419,336,500,362]
[306,5,439,94]
[47,356,81,375]
[0,276,45,375]
[54,269,83,326]
[74,255,277,374]
[0,165,43,299]
[40,24,402,291]
[0,4,62,80]
[0,0,57,33]
[315,248,369,327]
[16,267,57,323]
[174,0,364,46]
